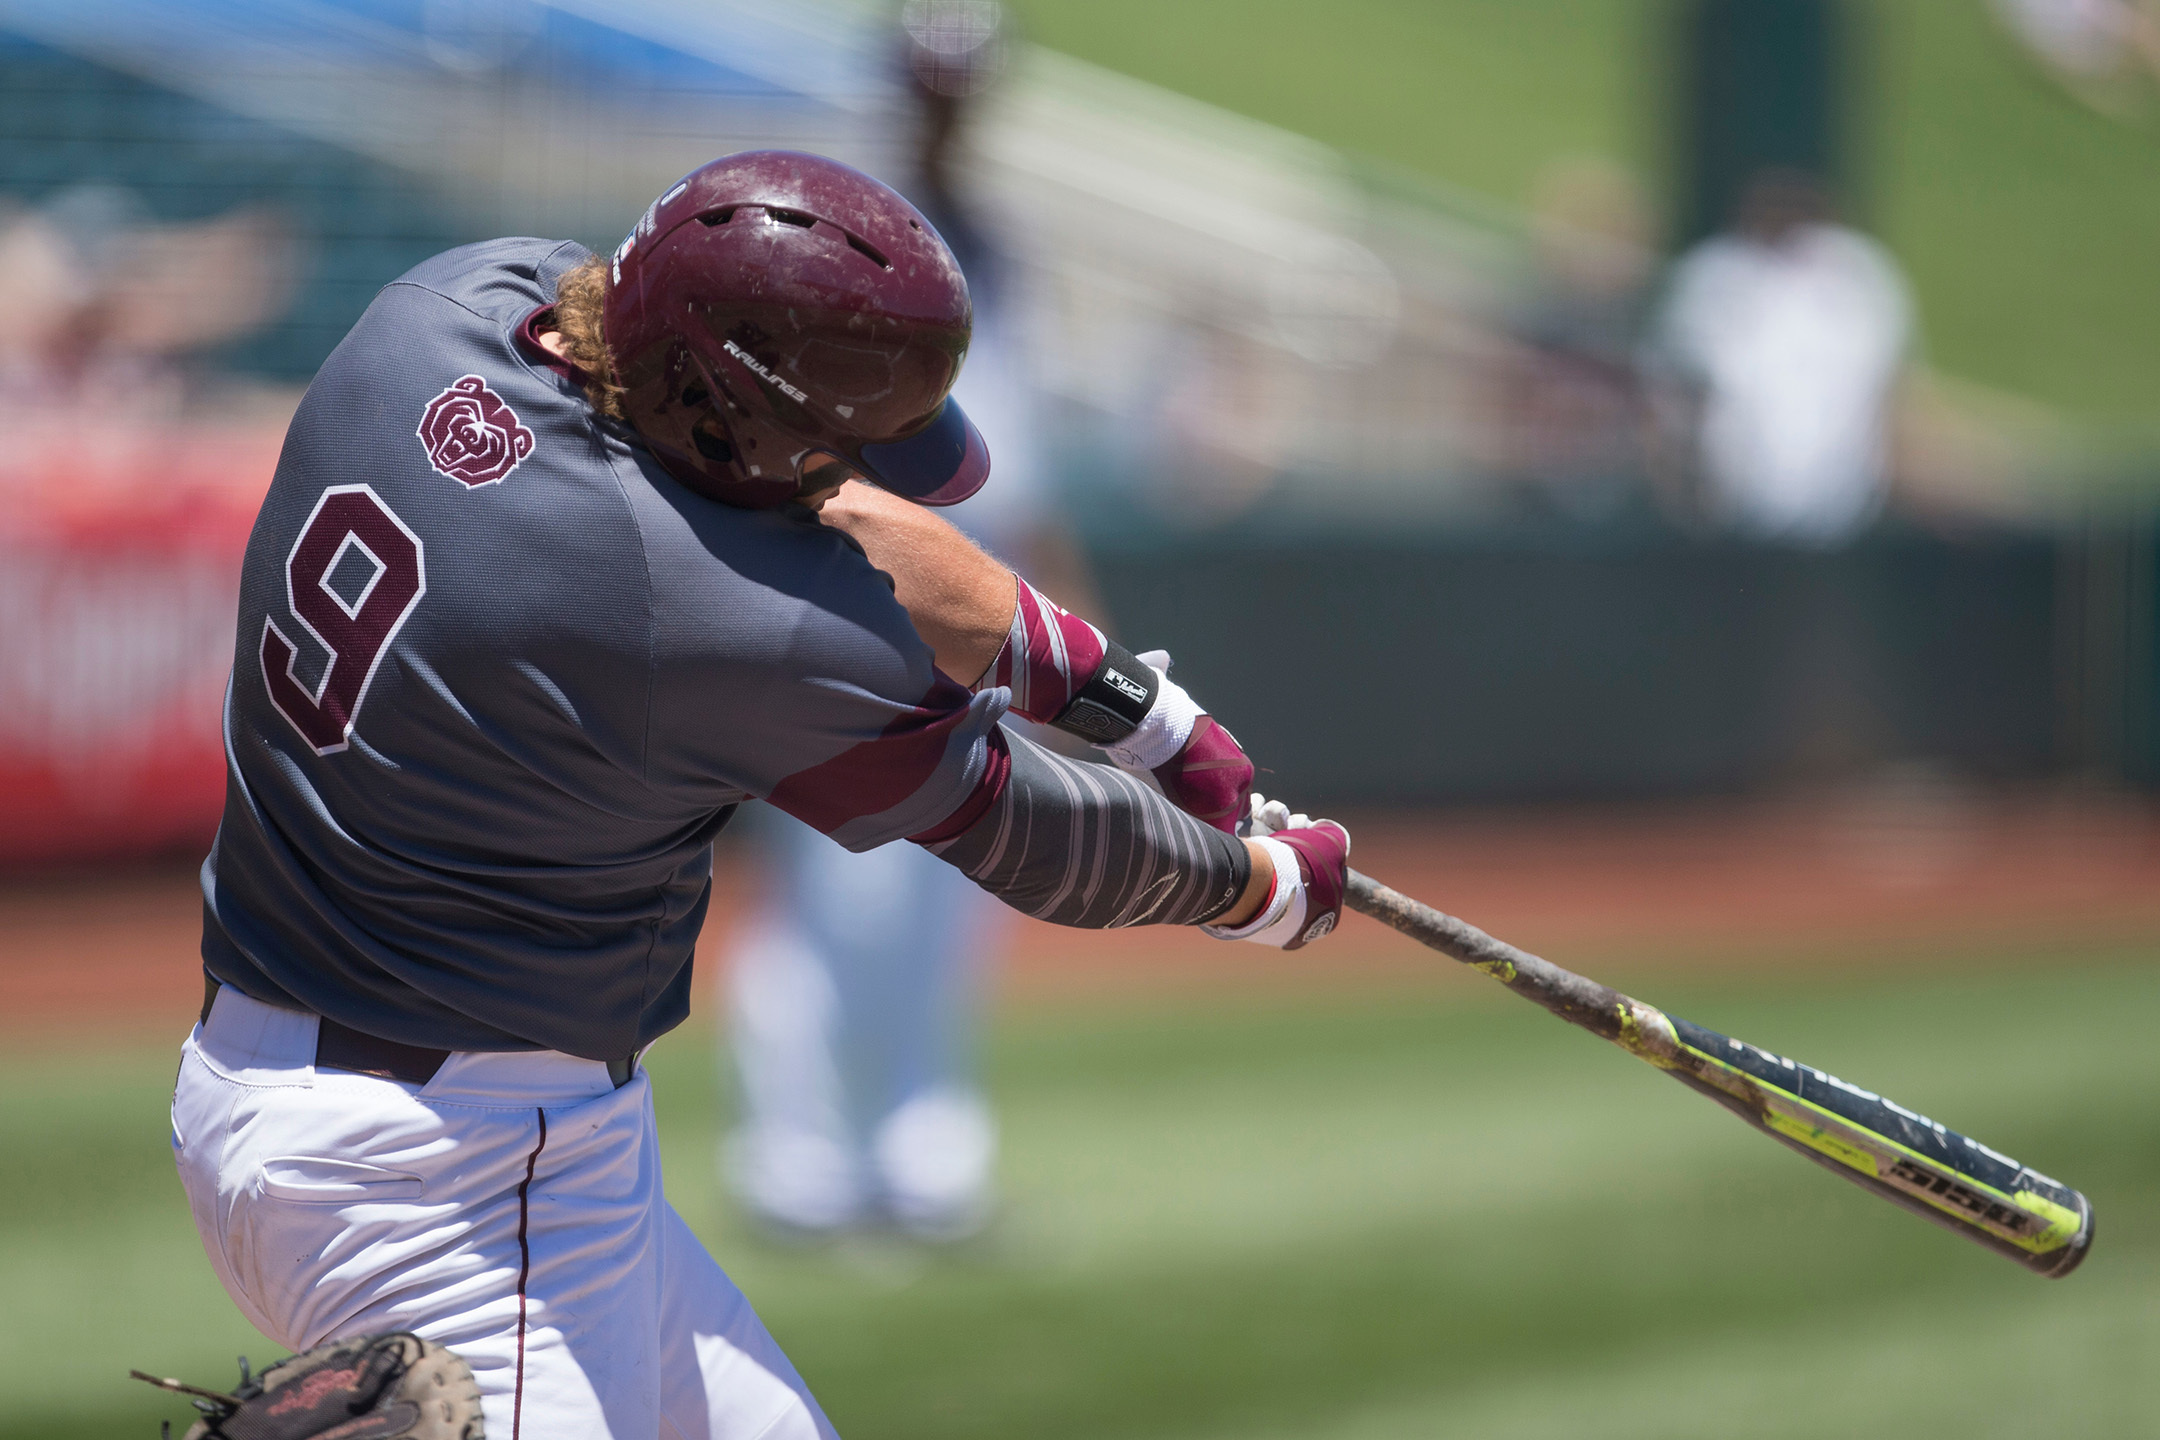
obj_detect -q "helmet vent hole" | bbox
[697,208,737,227]
[846,234,892,270]
[691,420,733,463]
[908,219,921,230]
[680,381,710,407]
[768,207,817,229]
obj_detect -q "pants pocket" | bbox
[258,1156,426,1203]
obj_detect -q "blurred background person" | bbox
[721,0,1089,1246]
[1646,168,1911,546]
[1644,0,1915,784]
[1648,0,1913,549]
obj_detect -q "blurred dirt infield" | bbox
[5,783,2160,1044]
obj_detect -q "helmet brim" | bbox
[856,397,990,507]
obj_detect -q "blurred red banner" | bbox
[1,422,281,865]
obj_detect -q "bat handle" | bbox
[1344,870,1674,1059]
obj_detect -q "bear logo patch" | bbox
[417,375,535,488]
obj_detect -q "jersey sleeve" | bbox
[629,471,1007,851]
[760,665,1006,849]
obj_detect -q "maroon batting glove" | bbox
[1270,820,1351,949]
[1151,715,1255,835]
[1204,805,1352,950]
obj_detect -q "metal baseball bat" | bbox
[1343,870,2094,1277]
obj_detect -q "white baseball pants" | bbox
[172,983,840,1440]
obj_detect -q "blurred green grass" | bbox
[1005,0,2160,429]
[5,949,2156,1439]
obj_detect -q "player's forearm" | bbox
[818,481,1257,839]
[1220,841,1276,927]
[811,482,1119,722]
[923,728,1253,928]
[814,480,1013,683]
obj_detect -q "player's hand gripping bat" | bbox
[1344,871,2094,1277]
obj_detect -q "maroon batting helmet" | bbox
[603,150,989,509]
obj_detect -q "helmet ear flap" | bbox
[616,341,793,508]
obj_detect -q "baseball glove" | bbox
[132,1331,483,1440]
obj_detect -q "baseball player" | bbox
[173,150,1349,1440]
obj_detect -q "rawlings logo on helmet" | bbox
[722,339,808,404]
[417,375,535,488]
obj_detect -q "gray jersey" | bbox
[203,239,1002,1060]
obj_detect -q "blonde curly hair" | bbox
[548,255,625,420]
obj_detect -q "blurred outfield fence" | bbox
[1087,521,2160,809]
[2,0,2156,865]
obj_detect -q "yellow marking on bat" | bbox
[1615,1002,1680,1068]
[1678,1045,2080,1255]
[2011,1190,2086,1250]
[1761,1106,1877,1174]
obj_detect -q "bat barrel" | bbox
[1660,1013,2097,1279]
[1342,868,2096,1278]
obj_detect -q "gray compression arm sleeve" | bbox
[923,727,1250,928]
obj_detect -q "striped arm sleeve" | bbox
[984,575,1108,723]
[921,726,1250,929]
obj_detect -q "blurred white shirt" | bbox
[1993,0,2140,77]
[1656,223,1912,545]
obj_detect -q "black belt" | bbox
[201,976,635,1089]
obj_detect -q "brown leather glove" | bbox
[134,1332,483,1440]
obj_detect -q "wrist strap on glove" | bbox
[1051,639,1161,745]
[1202,835,1307,944]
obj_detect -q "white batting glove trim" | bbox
[1102,649,1201,772]
[1201,835,1311,946]
[1245,793,1311,837]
